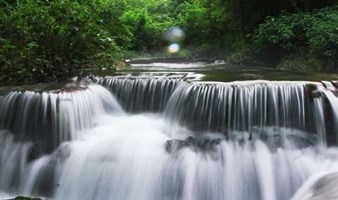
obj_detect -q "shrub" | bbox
[0,0,127,82]
[251,6,338,71]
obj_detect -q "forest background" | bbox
[1,0,338,82]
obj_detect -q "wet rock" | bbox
[306,84,323,102]
[165,136,222,154]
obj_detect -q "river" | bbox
[1,58,338,199]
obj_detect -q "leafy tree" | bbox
[251,6,338,71]
[0,0,128,82]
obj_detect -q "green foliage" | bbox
[120,0,176,51]
[174,0,338,55]
[0,0,126,82]
[251,6,338,71]
[174,0,244,52]
[176,2,208,45]
[222,0,338,34]
[278,55,323,71]
[1,0,338,81]
[0,0,183,83]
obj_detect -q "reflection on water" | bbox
[124,57,338,82]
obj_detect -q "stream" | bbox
[1,58,338,199]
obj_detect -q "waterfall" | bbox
[0,84,123,153]
[94,74,184,113]
[164,81,318,137]
[1,76,338,200]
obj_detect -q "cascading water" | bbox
[1,72,338,200]
[0,84,123,153]
[164,81,312,133]
[94,73,185,113]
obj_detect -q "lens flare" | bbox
[168,43,180,53]
[163,27,185,42]
[163,27,184,54]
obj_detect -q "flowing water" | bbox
[1,59,338,200]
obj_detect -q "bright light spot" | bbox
[163,27,184,54]
[163,27,185,42]
[168,43,180,53]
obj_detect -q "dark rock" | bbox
[165,136,222,155]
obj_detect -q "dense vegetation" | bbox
[174,0,338,71]
[250,6,338,71]
[0,0,338,82]
[0,0,130,82]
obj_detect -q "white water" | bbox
[1,113,338,200]
[129,61,225,70]
[1,80,338,199]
